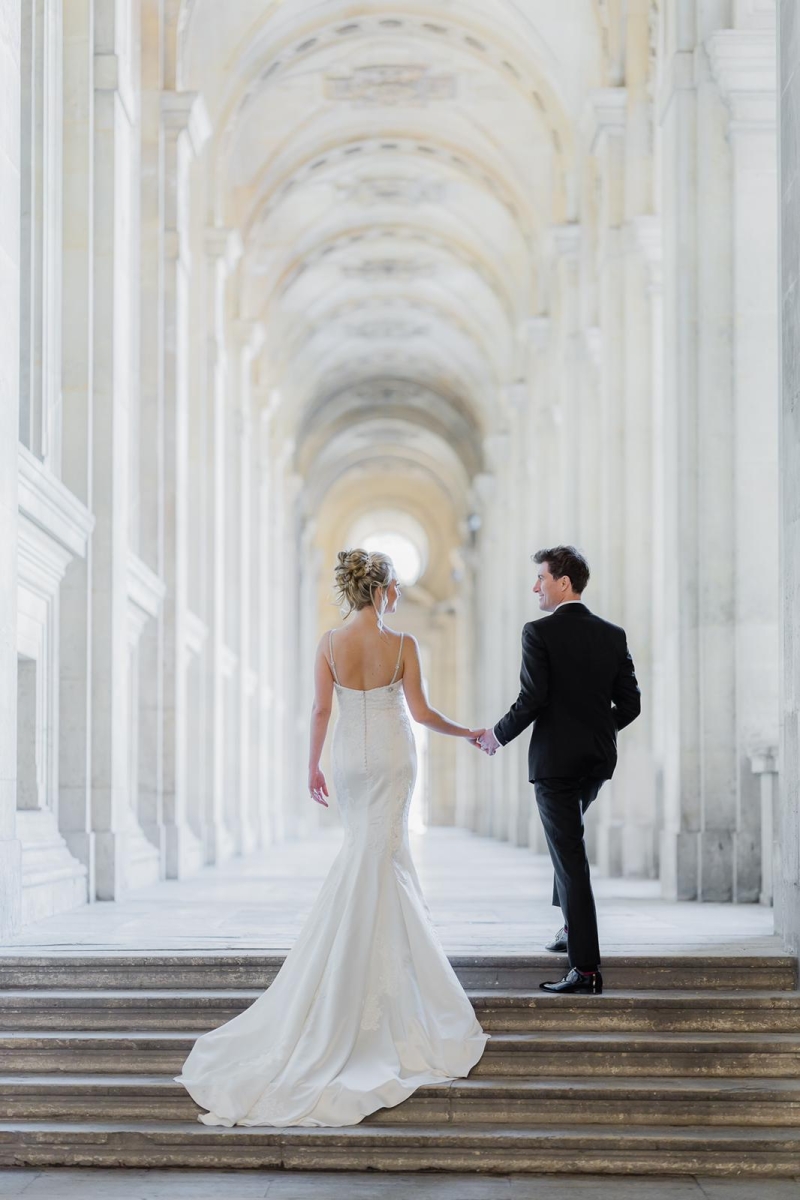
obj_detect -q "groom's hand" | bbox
[477,728,501,756]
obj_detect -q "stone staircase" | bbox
[0,952,798,1175]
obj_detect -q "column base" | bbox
[0,836,22,939]
[94,829,127,902]
[595,819,624,878]
[17,809,89,921]
[122,807,161,891]
[164,820,205,879]
[622,822,659,879]
[204,818,236,866]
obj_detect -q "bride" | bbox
[176,548,489,1127]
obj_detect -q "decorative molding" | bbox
[220,644,238,679]
[126,554,166,650]
[627,215,663,293]
[522,315,552,351]
[17,446,94,561]
[706,30,776,130]
[336,175,446,206]
[127,554,166,620]
[347,319,427,339]
[94,52,137,125]
[549,223,581,259]
[325,64,457,105]
[342,258,435,280]
[505,380,529,409]
[750,747,778,775]
[583,87,627,153]
[205,227,243,270]
[185,611,209,657]
[161,91,212,155]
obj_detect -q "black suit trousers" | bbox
[534,777,603,970]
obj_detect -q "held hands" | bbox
[308,767,329,807]
[468,728,501,756]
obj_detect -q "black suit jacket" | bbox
[493,603,641,782]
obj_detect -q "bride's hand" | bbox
[308,767,329,807]
[465,729,484,746]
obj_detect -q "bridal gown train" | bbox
[176,633,488,1127]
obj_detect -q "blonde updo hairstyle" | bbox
[334,549,395,631]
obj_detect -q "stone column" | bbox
[59,0,95,890]
[160,91,209,878]
[548,224,582,541]
[777,0,800,949]
[135,0,166,872]
[230,320,264,855]
[202,227,241,864]
[584,89,627,876]
[0,0,22,937]
[658,8,750,901]
[256,397,278,847]
[469,470,496,838]
[584,89,627,626]
[90,1,138,899]
[707,25,779,902]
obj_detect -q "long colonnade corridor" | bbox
[3,0,800,1186]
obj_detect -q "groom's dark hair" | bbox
[532,545,590,594]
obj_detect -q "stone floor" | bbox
[0,1168,797,1198]
[2,827,779,958]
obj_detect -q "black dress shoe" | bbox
[540,968,603,994]
[545,926,568,953]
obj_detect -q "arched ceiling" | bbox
[174,0,604,517]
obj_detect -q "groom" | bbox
[476,546,640,995]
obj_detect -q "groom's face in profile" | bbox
[533,562,563,613]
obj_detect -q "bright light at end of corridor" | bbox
[361,532,423,587]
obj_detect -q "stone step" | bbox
[0,953,794,991]
[0,1119,798,1174]
[3,1029,799,1077]
[1,987,799,1032]
[2,1074,800,1127]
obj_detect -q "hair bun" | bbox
[333,548,395,619]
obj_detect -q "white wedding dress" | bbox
[176,631,488,1127]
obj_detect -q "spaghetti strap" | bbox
[389,632,405,685]
[328,630,341,685]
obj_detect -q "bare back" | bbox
[326,624,405,692]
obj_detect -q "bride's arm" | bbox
[308,636,334,806]
[401,635,479,740]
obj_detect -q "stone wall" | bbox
[778,0,800,952]
[0,0,21,938]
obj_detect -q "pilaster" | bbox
[159,90,209,878]
[708,24,779,902]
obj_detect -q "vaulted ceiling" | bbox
[174,1,605,567]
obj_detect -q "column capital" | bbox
[583,326,603,372]
[706,30,776,130]
[231,319,266,359]
[520,315,551,351]
[548,222,581,259]
[161,91,212,156]
[505,380,528,409]
[205,227,243,271]
[627,215,663,292]
[583,87,627,153]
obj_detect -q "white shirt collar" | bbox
[553,599,584,612]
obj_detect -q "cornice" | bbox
[17,447,95,561]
